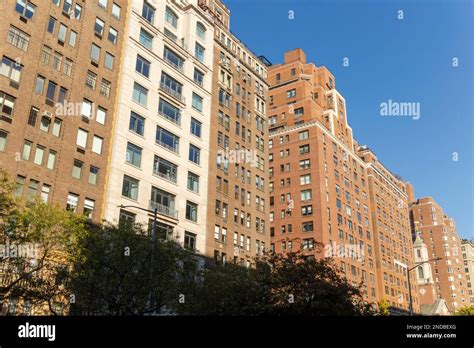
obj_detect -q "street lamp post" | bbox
[407,257,442,315]
[117,204,158,313]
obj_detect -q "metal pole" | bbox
[408,268,413,316]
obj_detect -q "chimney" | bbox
[284,48,307,64]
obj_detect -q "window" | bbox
[299,144,310,154]
[74,4,82,19]
[0,92,15,118]
[1,56,22,83]
[142,2,155,24]
[41,184,50,203]
[90,43,100,62]
[126,142,142,167]
[47,17,56,33]
[301,189,312,201]
[153,156,177,182]
[187,172,199,193]
[184,231,196,251]
[105,52,114,70]
[165,6,178,28]
[85,70,97,89]
[40,46,51,65]
[119,209,135,224]
[299,130,309,140]
[68,30,77,47]
[52,51,62,71]
[189,145,200,164]
[287,89,296,98]
[160,73,183,101]
[135,55,150,77]
[190,118,201,137]
[0,131,7,151]
[81,99,93,119]
[58,23,67,43]
[58,86,67,104]
[7,26,30,51]
[83,199,95,219]
[88,166,99,185]
[72,159,83,179]
[63,0,72,13]
[33,146,45,165]
[163,46,184,71]
[122,175,139,200]
[192,93,203,112]
[302,221,314,232]
[129,111,144,135]
[100,79,111,98]
[193,68,204,86]
[94,18,104,36]
[21,140,32,160]
[300,174,311,185]
[14,176,25,197]
[133,82,148,106]
[92,135,103,154]
[108,27,118,44]
[196,22,206,39]
[76,128,88,148]
[158,99,181,124]
[35,76,45,94]
[66,193,79,212]
[186,201,198,222]
[156,126,179,153]
[64,58,73,76]
[112,3,121,19]
[46,81,57,101]
[98,0,108,9]
[139,28,153,49]
[94,108,106,126]
[27,180,39,201]
[46,150,56,170]
[39,116,50,132]
[15,0,36,19]
[195,43,205,62]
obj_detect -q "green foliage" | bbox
[454,305,474,315]
[377,298,391,316]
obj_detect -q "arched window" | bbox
[196,22,206,39]
[165,6,178,28]
[417,266,424,279]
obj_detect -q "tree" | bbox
[176,246,374,316]
[454,305,474,315]
[68,221,199,315]
[0,171,87,315]
[377,299,391,316]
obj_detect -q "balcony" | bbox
[159,82,185,104]
[149,200,178,219]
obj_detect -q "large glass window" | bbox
[139,28,153,49]
[132,82,148,106]
[192,93,203,112]
[165,6,178,28]
[126,142,142,167]
[196,22,206,39]
[190,118,201,137]
[187,172,199,193]
[142,1,155,24]
[135,55,150,77]
[195,43,205,62]
[129,111,144,135]
[163,47,183,71]
[158,98,181,124]
[185,201,197,222]
[189,144,200,164]
[122,175,139,200]
[153,156,177,183]
[156,126,179,153]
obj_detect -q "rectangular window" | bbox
[112,3,121,19]
[33,146,45,165]
[0,131,7,151]
[192,93,203,112]
[142,1,155,24]
[189,144,200,164]
[46,81,57,101]
[190,118,201,137]
[195,43,205,62]
[186,201,198,222]
[153,156,177,182]
[66,193,79,212]
[126,142,142,167]
[158,98,181,124]
[1,56,22,83]
[27,180,39,201]
[163,46,184,71]
[133,82,148,106]
[0,92,16,118]
[94,17,105,36]
[108,27,118,44]
[76,128,88,148]
[156,126,179,153]
[41,184,50,203]
[58,23,68,43]
[92,135,103,154]
[139,28,153,49]
[15,0,36,19]
[187,172,199,193]
[129,111,144,135]
[135,55,150,77]
[194,68,204,86]
[83,198,95,219]
[46,150,56,170]
[7,26,30,51]
[69,30,77,47]
[160,73,183,102]
[72,159,83,179]
[122,175,139,200]
[105,52,114,70]
[96,107,106,125]
[90,43,101,62]
[47,17,56,33]
[88,166,99,185]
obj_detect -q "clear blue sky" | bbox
[224,0,473,239]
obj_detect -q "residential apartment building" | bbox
[267,49,379,305]
[0,0,128,221]
[409,196,469,312]
[102,0,214,254]
[357,147,419,312]
[461,239,474,304]
[198,0,270,265]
